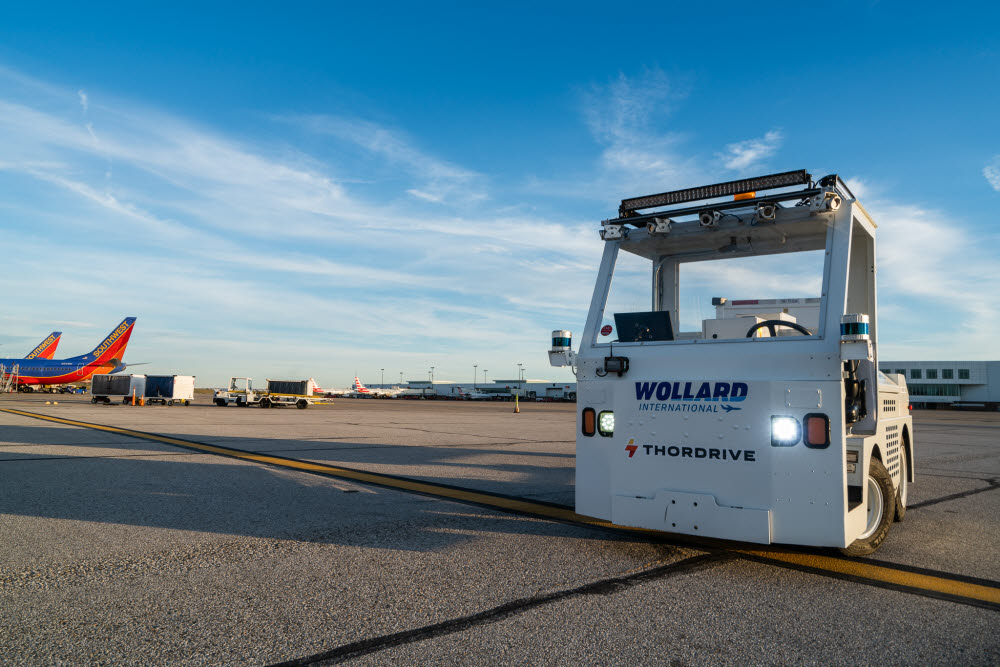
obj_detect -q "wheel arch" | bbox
[902,425,914,483]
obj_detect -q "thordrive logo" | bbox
[625,439,756,462]
[625,439,638,457]
[635,381,748,413]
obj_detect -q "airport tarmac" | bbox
[0,394,997,665]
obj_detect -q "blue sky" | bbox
[1,3,998,387]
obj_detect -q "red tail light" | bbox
[803,413,830,448]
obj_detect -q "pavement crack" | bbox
[909,478,1000,510]
[268,552,727,666]
[917,471,998,481]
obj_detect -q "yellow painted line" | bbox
[2,406,998,609]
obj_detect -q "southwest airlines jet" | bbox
[24,332,62,360]
[1,317,137,389]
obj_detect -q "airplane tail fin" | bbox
[26,332,62,360]
[68,317,137,364]
[354,376,367,391]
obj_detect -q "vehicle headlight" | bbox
[770,416,801,447]
[598,411,615,437]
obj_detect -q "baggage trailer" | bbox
[144,375,195,406]
[549,171,913,555]
[91,373,146,404]
[213,377,332,409]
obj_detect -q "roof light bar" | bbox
[619,169,812,216]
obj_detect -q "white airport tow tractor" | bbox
[549,170,913,555]
[213,377,332,409]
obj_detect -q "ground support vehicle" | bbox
[18,384,62,393]
[91,373,146,404]
[213,377,333,409]
[550,170,914,555]
[144,375,195,406]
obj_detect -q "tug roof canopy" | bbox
[619,206,832,262]
[611,171,858,262]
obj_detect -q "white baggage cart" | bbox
[144,375,195,406]
[91,373,146,405]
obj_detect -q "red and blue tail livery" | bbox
[24,332,62,360]
[1,317,137,389]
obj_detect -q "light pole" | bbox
[473,364,477,390]
[517,363,522,398]
[430,366,435,383]
[380,368,384,389]
[399,372,403,385]
[483,369,487,386]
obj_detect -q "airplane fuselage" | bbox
[1,317,136,387]
[0,358,124,386]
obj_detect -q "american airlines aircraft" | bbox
[0,318,137,391]
[311,379,351,397]
[457,387,491,400]
[352,376,402,398]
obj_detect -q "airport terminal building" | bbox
[385,362,1000,410]
[386,379,577,401]
[880,360,1000,410]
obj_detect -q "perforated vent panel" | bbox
[885,423,901,478]
[882,398,897,416]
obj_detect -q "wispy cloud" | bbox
[581,69,703,194]
[286,114,488,205]
[568,70,785,204]
[3,63,991,385]
[985,155,1000,192]
[719,130,783,171]
[870,197,1000,359]
[0,67,593,384]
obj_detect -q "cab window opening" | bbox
[594,244,826,345]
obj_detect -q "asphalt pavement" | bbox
[0,394,996,665]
